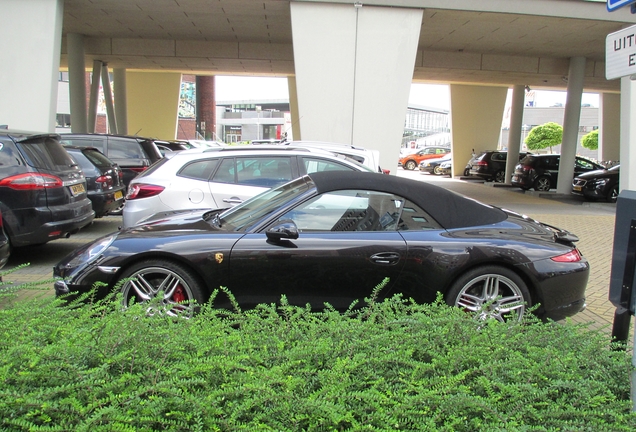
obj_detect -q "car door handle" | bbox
[369,252,401,266]
[223,197,243,204]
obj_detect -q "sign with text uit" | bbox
[607,0,636,11]
[606,24,636,80]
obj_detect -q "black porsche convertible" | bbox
[54,171,589,321]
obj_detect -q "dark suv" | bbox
[511,154,604,191]
[467,150,532,183]
[58,134,163,189]
[0,132,94,247]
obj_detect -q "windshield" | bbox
[218,175,314,231]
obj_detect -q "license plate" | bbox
[70,183,85,196]
[114,190,124,201]
[573,186,582,191]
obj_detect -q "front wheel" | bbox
[433,165,443,175]
[118,259,206,317]
[404,160,417,170]
[533,176,551,191]
[445,266,531,322]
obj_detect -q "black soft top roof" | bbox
[307,171,507,229]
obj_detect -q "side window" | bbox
[576,158,594,170]
[178,159,219,181]
[211,158,235,184]
[59,138,104,152]
[0,140,24,168]
[235,156,292,187]
[397,200,442,230]
[108,138,144,160]
[542,157,558,170]
[276,190,404,232]
[302,157,353,174]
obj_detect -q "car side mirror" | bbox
[266,220,299,242]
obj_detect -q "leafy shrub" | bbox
[0,283,634,431]
[581,129,599,151]
[525,122,563,152]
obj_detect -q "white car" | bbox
[122,145,375,228]
[281,141,388,174]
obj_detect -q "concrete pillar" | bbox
[88,60,102,133]
[113,68,128,135]
[67,33,88,133]
[290,2,422,173]
[600,93,620,163]
[556,56,586,195]
[505,85,526,184]
[620,77,636,192]
[0,0,63,132]
[449,84,508,177]
[101,63,117,134]
[287,76,301,141]
[126,71,181,140]
[196,76,216,141]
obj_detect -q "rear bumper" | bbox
[88,187,126,217]
[8,202,95,247]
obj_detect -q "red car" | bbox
[399,146,451,170]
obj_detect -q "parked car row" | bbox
[457,149,616,203]
[0,131,96,259]
[0,130,591,323]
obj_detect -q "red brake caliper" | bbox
[172,285,187,303]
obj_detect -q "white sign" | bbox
[606,24,636,80]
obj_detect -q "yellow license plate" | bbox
[573,186,582,191]
[114,190,124,200]
[70,183,85,195]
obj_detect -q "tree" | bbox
[525,122,563,152]
[581,129,599,151]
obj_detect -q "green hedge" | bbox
[0,282,635,431]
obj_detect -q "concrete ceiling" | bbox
[60,0,636,92]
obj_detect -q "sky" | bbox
[214,76,600,110]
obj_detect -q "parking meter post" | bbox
[611,221,636,343]
[612,306,632,345]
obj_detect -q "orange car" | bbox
[399,146,451,170]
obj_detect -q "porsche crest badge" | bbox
[215,252,224,264]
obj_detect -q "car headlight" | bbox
[592,178,609,187]
[64,233,118,268]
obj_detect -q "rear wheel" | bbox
[533,176,551,191]
[445,266,530,322]
[404,160,417,170]
[494,170,506,183]
[118,259,206,317]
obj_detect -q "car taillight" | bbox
[382,168,390,175]
[126,183,165,200]
[95,175,113,189]
[0,173,63,190]
[475,161,488,166]
[550,249,582,263]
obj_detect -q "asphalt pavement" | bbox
[2,170,622,334]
